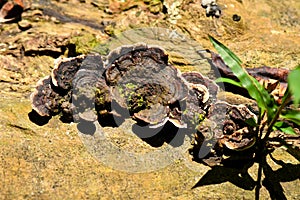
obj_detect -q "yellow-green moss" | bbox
[70,33,102,54]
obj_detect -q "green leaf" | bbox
[288,65,300,105]
[245,117,258,127]
[281,109,300,125]
[273,121,297,135]
[215,77,242,87]
[209,35,277,122]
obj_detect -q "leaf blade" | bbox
[273,121,297,135]
[288,65,300,105]
[215,77,242,87]
[209,35,277,121]
[281,109,300,125]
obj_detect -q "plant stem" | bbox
[255,135,266,200]
[255,91,291,199]
[255,157,263,200]
[256,108,263,138]
[262,92,292,142]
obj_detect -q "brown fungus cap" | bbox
[105,43,169,86]
[31,54,104,121]
[180,72,219,128]
[196,101,257,151]
[104,43,189,127]
[71,54,111,122]
[30,76,66,117]
[51,55,86,91]
[182,72,219,106]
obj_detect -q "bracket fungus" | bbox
[31,53,105,122]
[30,42,259,164]
[71,54,111,122]
[104,43,192,128]
[51,55,86,91]
[193,101,258,166]
[209,102,257,151]
[30,75,67,117]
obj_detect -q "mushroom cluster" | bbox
[31,43,216,127]
[196,102,257,149]
[31,56,84,121]
[30,43,258,159]
[192,101,258,166]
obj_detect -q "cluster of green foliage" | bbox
[209,36,300,200]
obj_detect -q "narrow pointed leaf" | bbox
[209,35,277,121]
[273,121,297,135]
[288,65,300,105]
[281,109,300,125]
[245,117,258,127]
[209,36,242,65]
[215,77,242,87]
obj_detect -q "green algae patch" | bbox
[70,33,102,54]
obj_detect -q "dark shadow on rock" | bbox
[262,155,300,200]
[24,49,62,58]
[192,161,256,191]
[272,163,300,182]
[28,110,51,126]
[77,120,96,135]
[97,113,125,127]
[262,162,287,200]
[132,121,191,148]
[278,139,300,162]
[42,8,106,32]
[192,148,300,199]
[59,115,73,123]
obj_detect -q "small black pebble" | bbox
[233,14,241,22]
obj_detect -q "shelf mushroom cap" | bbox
[51,55,86,90]
[30,76,63,117]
